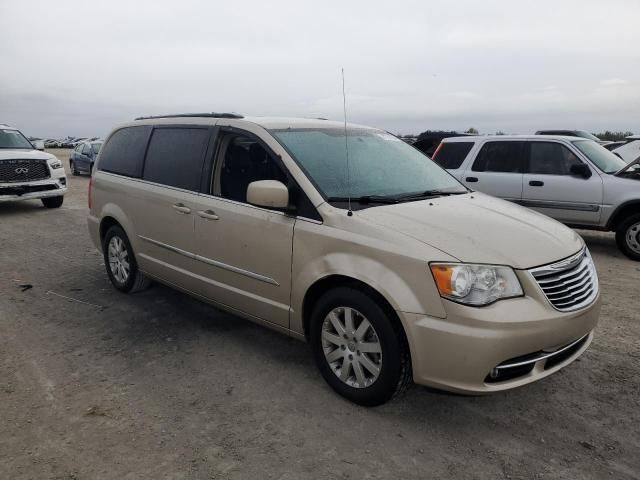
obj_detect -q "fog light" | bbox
[60,178,66,186]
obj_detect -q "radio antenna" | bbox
[341,68,353,216]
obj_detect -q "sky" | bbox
[1,0,639,138]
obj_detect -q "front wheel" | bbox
[41,196,64,208]
[310,287,411,406]
[70,160,80,176]
[616,213,640,261]
[103,225,150,292]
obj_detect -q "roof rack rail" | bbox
[134,112,243,121]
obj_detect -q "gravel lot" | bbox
[1,149,639,479]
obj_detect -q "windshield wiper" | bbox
[393,190,467,201]
[326,195,399,204]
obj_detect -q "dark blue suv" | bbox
[69,140,103,176]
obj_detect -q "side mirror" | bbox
[33,140,45,151]
[247,180,289,209]
[570,164,592,179]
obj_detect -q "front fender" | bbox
[289,221,450,335]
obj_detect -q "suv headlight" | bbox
[430,263,523,306]
[49,160,63,169]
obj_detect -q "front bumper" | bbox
[0,177,67,202]
[401,270,600,394]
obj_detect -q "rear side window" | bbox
[526,142,582,175]
[472,141,523,173]
[98,126,151,177]
[143,127,210,191]
[433,142,474,169]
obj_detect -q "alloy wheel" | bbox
[321,307,382,388]
[108,236,130,283]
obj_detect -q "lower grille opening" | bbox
[0,184,58,196]
[544,335,588,370]
[485,334,589,384]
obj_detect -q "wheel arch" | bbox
[607,200,640,231]
[301,275,407,345]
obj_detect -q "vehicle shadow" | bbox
[0,200,47,216]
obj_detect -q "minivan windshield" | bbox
[272,128,467,202]
[572,140,627,174]
[0,129,34,149]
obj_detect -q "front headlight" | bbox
[430,263,523,306]
[49,160,63,169]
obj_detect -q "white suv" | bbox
[0,124,67,208]
[433,135,640,260]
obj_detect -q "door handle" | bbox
[466,176,478,183]
[172,203,191,214]
[529,180,544,187]
[197,210,219,220]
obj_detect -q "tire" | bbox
[70,160,80,176]
[102,225,150,293]
[41,196,64,208]
[615,213,640,261]
[310,287,412,406]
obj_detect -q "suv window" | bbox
[214,133,288,203]
[82,143,91,155]
[433,142,474,169]
[526,142,582,175]
[472,141,523,172]
[143,127,210,191]
[98,126,151,177]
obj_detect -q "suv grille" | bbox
[530,249,598,312]
[0,159,50,183]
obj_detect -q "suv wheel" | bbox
[616,213,640,261]
[103,225,150,292]
[310,287,411,406]
[70,160,80,176]
[41,196,64,208]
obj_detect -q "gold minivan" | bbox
[88,114,600,405]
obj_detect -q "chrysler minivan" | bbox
[88,114,600,405]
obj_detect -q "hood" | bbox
[0,149,55,161]
[356,192,583,269]
[615,155,640,175]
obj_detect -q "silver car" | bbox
[433,135,640,260]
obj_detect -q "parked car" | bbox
[610,135,640,163]
[603,141,626,151]
[535,130,609,145]
[413,130,476,157]
[69,140,103,175]
[44,139,62,148]
[88,114,600,405]
[432,135,640,260]
[0,124,67,207]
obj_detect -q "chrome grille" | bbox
[0,159,50,183]
[529,248,598,312]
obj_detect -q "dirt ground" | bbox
[1,149,639,479]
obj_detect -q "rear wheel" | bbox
[41,196,64,208]
[310,287,411,406]
[103,225,150,292]
[616,213,640,261]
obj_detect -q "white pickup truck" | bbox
[432,135,640,260]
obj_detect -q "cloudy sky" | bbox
[1,0,639,138]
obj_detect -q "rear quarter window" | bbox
[143,127,210,191]
[98,126,152,177]
[433,142,474,169]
